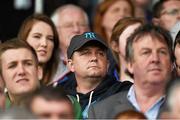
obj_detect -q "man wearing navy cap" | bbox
[60,32,132,119]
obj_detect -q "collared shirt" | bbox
[127,86,165,119]
[52,53,69,82]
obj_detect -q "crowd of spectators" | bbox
[0,0,180,119]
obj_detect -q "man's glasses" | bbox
[161,8,180,16]
[57,23,88,29]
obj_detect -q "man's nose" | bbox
[151,52,160,63]
[90,53,98,62]
[72,23,81,33]
[17,64,26,75]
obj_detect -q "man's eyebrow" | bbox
[22,59,35,63]
[8,59,34,63]
[24,58,34,61]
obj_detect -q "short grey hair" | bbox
[51,4,89,26]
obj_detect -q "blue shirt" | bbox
[127,86,165,119]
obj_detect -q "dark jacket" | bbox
[88,91,167,119]
[57,73,132,118]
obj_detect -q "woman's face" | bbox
[26,21,54,64]
[133,0,150,7]
[102,0,133,32]
[118,23,141,57]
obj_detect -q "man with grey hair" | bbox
[88,24,173,119]
[51,4,90,82]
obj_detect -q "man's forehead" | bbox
[1,48,34,62]
[163,0,180,9]
[58,9,87,23]
[133,35,168,46]
[60,7,83,16]
[2,48,32,55]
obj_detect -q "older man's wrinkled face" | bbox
[128,35,172,87]
[56,8,89,54]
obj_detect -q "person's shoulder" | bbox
[110,80,133,92]
[118,81,133,87]
[88,91,130,119]
[94,90,128,107]
[57,72,76,86]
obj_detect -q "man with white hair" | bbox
[51,4,90,82]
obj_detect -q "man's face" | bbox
[174,43,180,76]
[68,44,109,81]
[128,35,172,87]
[1,48,40,97]
[158,0,180,31]
[31,96,74,119]
[56,8,89,53]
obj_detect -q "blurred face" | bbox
[1,48,40,98]
[119,23,141,58]
[174,43,180,76]
[31,96,74,119]
[26,21,54,64]
[170,87,180,118]
[102,0,133,33]
[68,44,109,81]
[133,0,150,7]
[128,35,172,87]
[56,8,89,53]
[158,0,180,31]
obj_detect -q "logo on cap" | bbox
[85,32,96,39]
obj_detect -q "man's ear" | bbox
[0,75,3,82]
[0,75,7,93]
[152,18,160,26]
[0,75,5,88]
[37,66,43,81]
[127,61,134,75]
[110,41,119,53]
[67,59,75,72]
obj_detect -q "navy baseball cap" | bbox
[67,32,108,59]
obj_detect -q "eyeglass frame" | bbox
[160,8,180,16]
